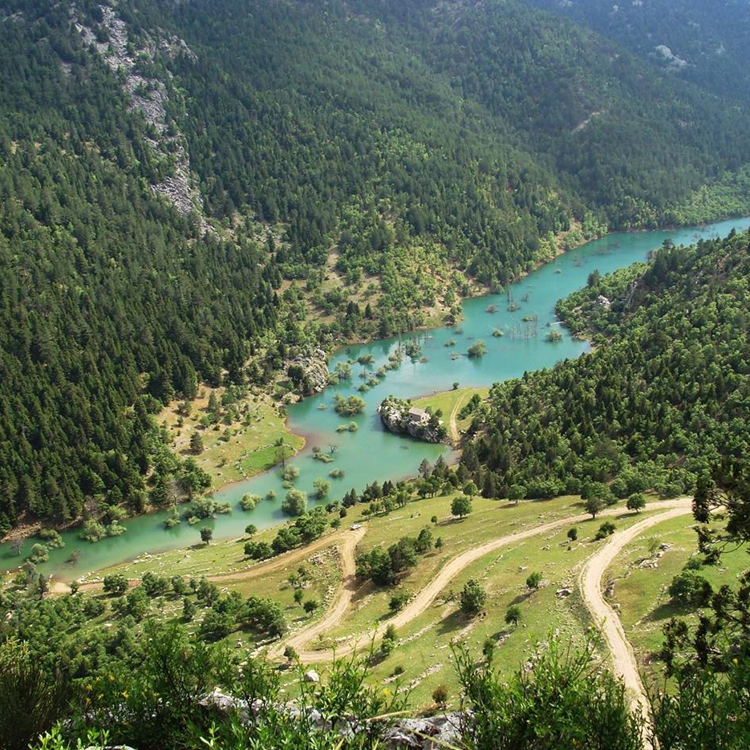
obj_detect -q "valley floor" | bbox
[59,491,726,712]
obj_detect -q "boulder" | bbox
[286,348,330,395]
[378,397,445,443]
[383,713,463,749]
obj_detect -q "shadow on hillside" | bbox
[509,591,533,606]
[644,600,697,623]
[437,610,468,636]
[349,580,374,605]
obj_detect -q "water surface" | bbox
[4,218,749,579]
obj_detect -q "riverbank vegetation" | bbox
[462,229,750,501]
[158,388,305,490]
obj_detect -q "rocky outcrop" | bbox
[382,713,463,749]
[198,689,464,749]
[74,4,204,222]
[378,397,446,443]
[285,348,330,395]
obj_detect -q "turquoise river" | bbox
[3,217,750,580]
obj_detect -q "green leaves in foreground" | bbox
[455,639,642,750]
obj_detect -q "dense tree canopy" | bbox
[3,0,750,529]
[520,0,750,107]
[462,230,750,500]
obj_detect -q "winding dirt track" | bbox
[269,526,366,659]
[281,498,692,664]
[51,526,363,595]
[579,499,692,736]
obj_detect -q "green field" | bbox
[159,388,305,490]
[74,487,716,709]
[606,513,749,690]
[319,493,587,643]
[413,387,489,439]
[306,504,677,706]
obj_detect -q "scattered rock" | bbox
[304,669,320,683]
[398,664,443,693]
[383,713,463,749]
[555,587,573,598]
[638,559,659,569]
[656,543,673,559]
[196,688,469,749]
[199,688,243,714]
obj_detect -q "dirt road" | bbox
[269,526,366,659]
[579,499,693,746]
[448,394,466,443]
[50,526,362,595]
[285,498,692,663]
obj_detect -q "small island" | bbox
[377,397,448,443]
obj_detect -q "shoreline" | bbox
[0,223,599,547]
[4,214,746,560]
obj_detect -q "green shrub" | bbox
[594,521,616,540]
[460,579,487,616]
[0,640,67,750]
[668,571,713,607]
[526,572,542,590]
[455,640,641,750]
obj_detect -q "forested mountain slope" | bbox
[461,229,750,501]
[0,2,277,532]
[3,0,750,530]
[352,0,750,227]
[519,0,750,106]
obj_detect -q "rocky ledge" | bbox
[200,689,464,750]
[378,397,447,443]
[285,348,330,396]
[84,697,463,750]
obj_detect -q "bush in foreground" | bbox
[455,640,642,750]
